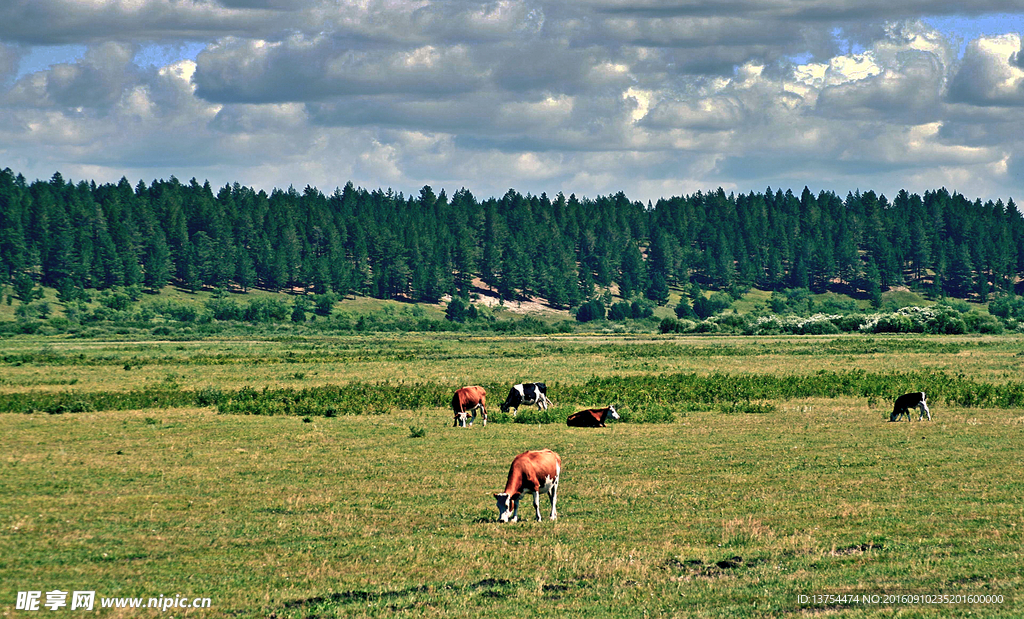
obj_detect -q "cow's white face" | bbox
[494,493,517,523]
[608,405,620,420]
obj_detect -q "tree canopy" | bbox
[2,168,1022,306]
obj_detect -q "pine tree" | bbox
[142,232,172,292]
[944,242,974,298]
[619,241,647,299]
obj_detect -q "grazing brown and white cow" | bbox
[889,392,931,422]
[452,386,487,427]
[566,405,619,427]
[494,449,561,523]
[500,382,551,416]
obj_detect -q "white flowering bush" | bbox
[743,313,847,335]
[860,306,969,334]
[659,300,1015,336]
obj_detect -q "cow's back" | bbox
[452,385,485,411]
[512,449,561,488]
[566,410,601,427]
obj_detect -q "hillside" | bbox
[4,276,1022,339]
[2,167,1024,332]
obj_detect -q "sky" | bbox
[2,1,1024,206]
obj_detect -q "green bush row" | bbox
[4,370,1022,418]
[563,370,1024,410]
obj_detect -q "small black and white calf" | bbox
[500,383,551,415]
[889,392,931,422]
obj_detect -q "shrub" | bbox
[832,314,868,332]
[575,299,606,323]
[715,312,747,330]
[659,317,694,333]
[195,386,224,407]
[674,297,697,319]
[99,290,133,311]
[608,301,632,321]
[206,297,243,321]
[799,315,841,335]
[693,292,732,319]
[314,293,337,317]
[976,315,1005,334]
[693,320,720,333]
[153,301,199,322]
[244,298,289,322]
[631,299,655,319]
[510,407,565,425]
[925,311,966,334]
[744,315,781,335]
[290,297,308,323]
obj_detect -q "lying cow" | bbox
[566,405,619,427]
[494,449,561,523]
[889,392,931,422]
[500,383,551,416]
[452,386,487,427]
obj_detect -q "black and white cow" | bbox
[500,383,551,415]
[889,392,931,422]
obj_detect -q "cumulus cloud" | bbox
[2,0,1024,203]
[948,34,1024,106]
[812,24,952,122]
[194,35,487,103]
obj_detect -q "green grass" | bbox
[2,404,1020,617]
[2,334,1023,616]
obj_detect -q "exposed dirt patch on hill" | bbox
[460,279,572,317]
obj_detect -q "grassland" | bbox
[2,333,1023,617]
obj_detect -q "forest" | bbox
[1,166,1023,317]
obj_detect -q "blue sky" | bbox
[15,43,209,80]
[924,13,1024,54]
[2,1,1024,205]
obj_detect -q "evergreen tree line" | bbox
[2,167,1023,307]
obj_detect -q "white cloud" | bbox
[2,1,1024,204]
[948,34,1024,106]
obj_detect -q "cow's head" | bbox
[499,402,510,413]
[454,411,469,427]
[607,405,620,420]
[493,493,518,523]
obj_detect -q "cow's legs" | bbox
[548,484,558,521]
[480,404,487,426]
[533,491,542,521]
